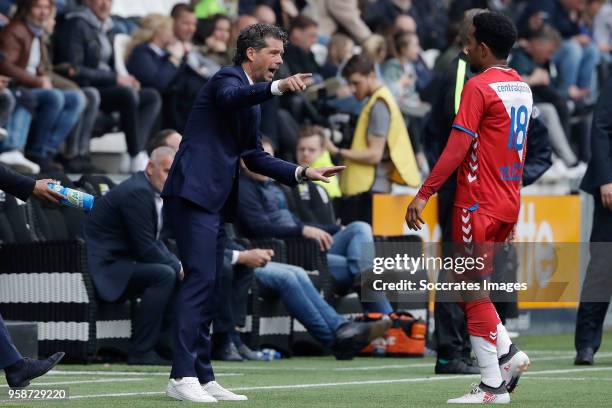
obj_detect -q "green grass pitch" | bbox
[1,331,611,407]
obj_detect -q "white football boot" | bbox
[447,382,510,404]
[499,344,530,393]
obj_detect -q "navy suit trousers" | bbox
[165,197,225,382]
[0,314,22,369]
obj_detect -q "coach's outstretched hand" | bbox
[305,166,346,183]
[32,179,66,204]
[405,197,427,231]
[278,73,314,93]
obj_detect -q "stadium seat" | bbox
[77,174,117,197]
[0,189,35,244]
[0,239,97,362]
[0,175,130,362]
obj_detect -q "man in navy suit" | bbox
[1,164,65,388]
[574,77,612,365]
[162,23,343,402]
[84,146,181,365]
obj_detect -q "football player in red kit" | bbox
[406,12,531,404]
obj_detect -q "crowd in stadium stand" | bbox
[0,0,610,365]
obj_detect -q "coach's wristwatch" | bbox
[297,166,310,183]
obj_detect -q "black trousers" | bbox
[575,195,612,353]
[99,86,161,156]
[115,260,177,356]
[433,186,471,360]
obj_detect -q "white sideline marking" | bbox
[333,363,433,371]
[0,378,147,387]
[523,367,612,375]
[46,352,612,377]
[48,370,242,377]
[60,366,612,400]
[530,377,612,381]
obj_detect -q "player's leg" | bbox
[447,208,509,404]
[493,222,530,393]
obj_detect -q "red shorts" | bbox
[450,206,515,279]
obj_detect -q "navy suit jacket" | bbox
[581,78,612,196]
[84,171,181,301]
[161,65,298,216]
[0,164,34,202]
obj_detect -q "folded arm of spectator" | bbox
[238,178,304,239]
[126,45,179,91]
[58,19,117,87]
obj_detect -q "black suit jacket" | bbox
[0,164,35,201]
[581,78,612,196]
[83,171,180,301]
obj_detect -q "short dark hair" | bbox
[288,15,318,34]
[170,3,194,19]
[472,12,517,59]
[146,128,179,155]
[233,23,287,65]
[524,24,561,44]
[341,54,375,78]
[298,125,326,147]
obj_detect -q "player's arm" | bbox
[405,81,484,231]
[405,131,473,230]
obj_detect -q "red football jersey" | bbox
[417,67,533,223]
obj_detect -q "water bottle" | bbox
[48,183,94,211]
[260,348,281,361]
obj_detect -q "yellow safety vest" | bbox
[311,151,342,198]
[340,86,421,196]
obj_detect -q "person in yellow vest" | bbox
[296,125,342,199]
[325,54,421,197]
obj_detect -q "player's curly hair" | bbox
[472,12,517,60]
[233,23,288,65]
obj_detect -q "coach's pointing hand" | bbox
[278,73,313,93]
[305,166,346,183]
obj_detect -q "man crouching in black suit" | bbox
[83,146,182,365]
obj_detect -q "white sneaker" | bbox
[0,127,7,141]
[130,151,149,173]
[0,150,40,174]
[202,381,248,401]
[447,383,510,404]
[166,377,217,403]
[499,344,530,393]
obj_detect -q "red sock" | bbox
[464,299,501,345]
